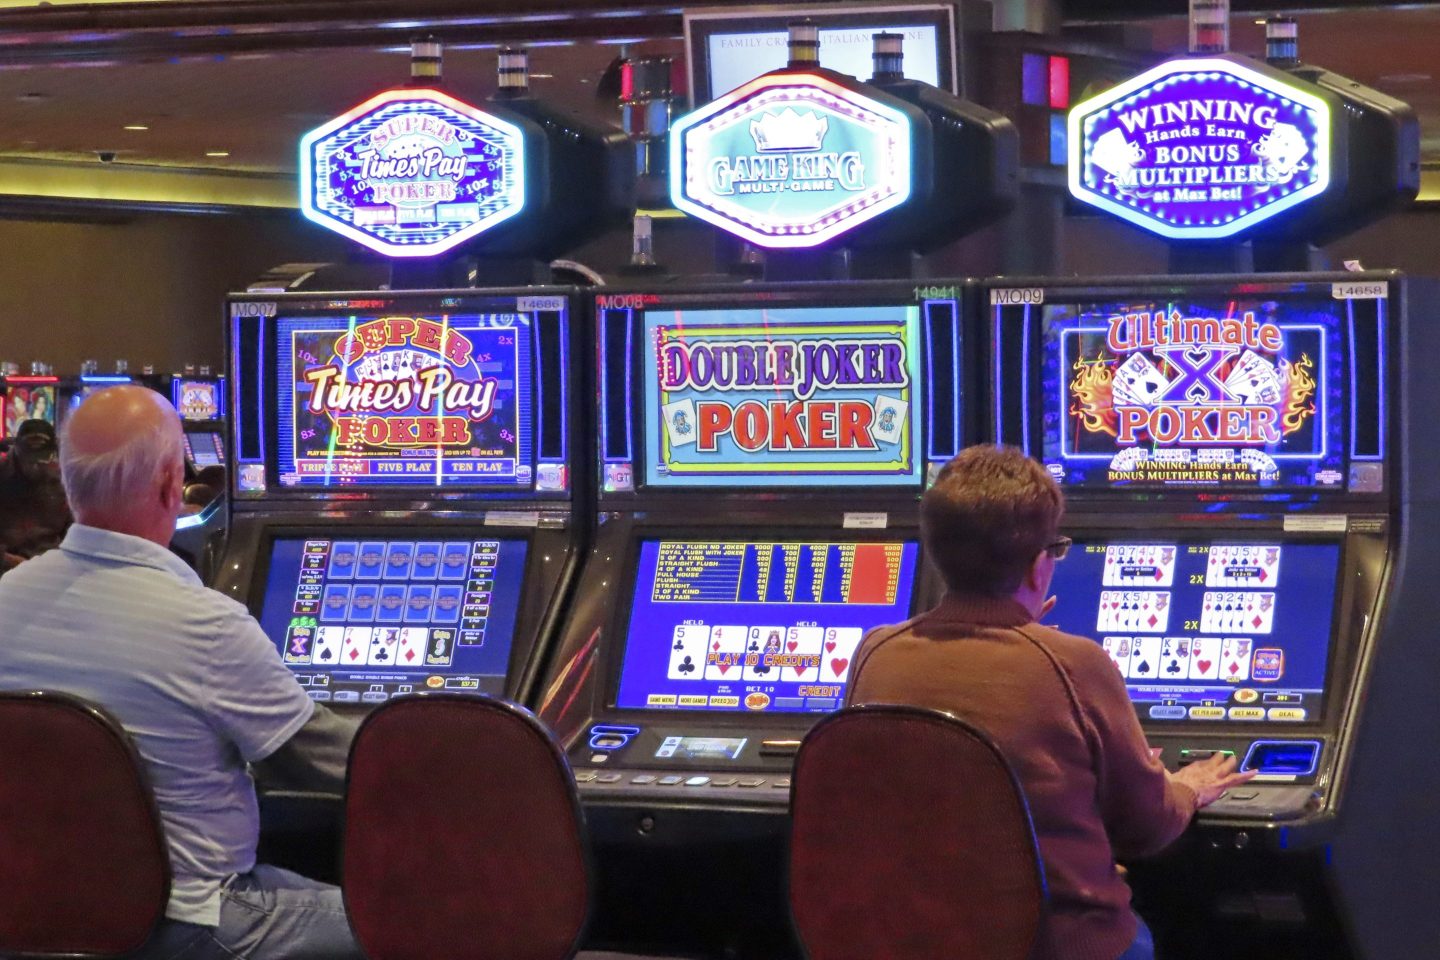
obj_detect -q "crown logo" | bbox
[749,109,828,152]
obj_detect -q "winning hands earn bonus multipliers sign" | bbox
[643,306,922,487]
[278,312,529,488]
[300,88,526,257]
[1068,57,1330,239]
[1043,298,1342,489]
[670,74,913,248]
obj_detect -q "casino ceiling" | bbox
[0,0,1436,210]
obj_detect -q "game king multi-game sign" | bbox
[642,305,923,487]
[1042,296,1343,488]
[276,311,531,487]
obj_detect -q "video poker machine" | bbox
[538,280,972,953]
[213,287,587,713]
[989,271,1440,959]
[172,373,227,469]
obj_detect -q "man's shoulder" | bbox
[4,547,250,628]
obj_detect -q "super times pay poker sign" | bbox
[300,88,527,258]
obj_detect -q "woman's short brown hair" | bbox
[920,445,1065,597]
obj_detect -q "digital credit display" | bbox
[275,311,532,487]
[615,539,919,713]
[1046,538,1341,723]
[1041,294,1345,489]
[257,535,527,706]
[643,306,923,488]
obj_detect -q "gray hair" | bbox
[60,412,183,517]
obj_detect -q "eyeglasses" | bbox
[1044,536,1072,561]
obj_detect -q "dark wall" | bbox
[0,210,350,376]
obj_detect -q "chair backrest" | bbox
[0,690,170,958]
[344,694,591,960]
[789,704,1047,960]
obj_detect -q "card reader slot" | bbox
[1242,740,1322,777]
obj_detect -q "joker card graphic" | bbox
[278,312,530,486]
[1041,298,1343,488]
[643,306,922,487]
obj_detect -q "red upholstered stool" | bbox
[789,704,1048,960]
[0,690,170,958]
[344,694,591,960]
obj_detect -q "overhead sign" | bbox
[299,88,526,258]
[1068,57,1331,240]
[669,73,913,248]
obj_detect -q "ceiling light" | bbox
[123,124,149,131]
[531,73,555,79]
[206,151,231,157]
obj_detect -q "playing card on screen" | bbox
[781,626,824,683]
[1113,353,1169,405]
[367,627,400,666]
[743,626,785,682]
[1160,637,1191,679]
[668,624,708,680]
[1221,638,1254,681]
[871,395,908,446]
[662,398,698,449]
[313,626,344,666]
[396,628,428,668]
[704,624,745,681]
[1189,638,1221,680]
[1225,351,1282,406]
[820,627,864,683]
[340,627,371,666]
[1128,637,1161,680]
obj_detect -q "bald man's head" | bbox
[60,386,185,542]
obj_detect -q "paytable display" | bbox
[615,539,919,714]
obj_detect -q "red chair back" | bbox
[0,690,170,958]
[344,695,591,960]
[790,704,1047,960]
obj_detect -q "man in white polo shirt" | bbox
[0,386,362,960]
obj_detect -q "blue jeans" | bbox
[135,865,363,960]
[1116,912,1156,960]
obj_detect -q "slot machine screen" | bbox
[256,535,527,704]
[230,291,572,496]
[640,304,925,488]
[990,278,1390,493]
[614,539,920,714]
[1045,537,1342,723]
[183,431,225,468]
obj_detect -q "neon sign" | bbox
[1068,57,1331,240]
[300,89,527,258]
[669,73,913,248]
